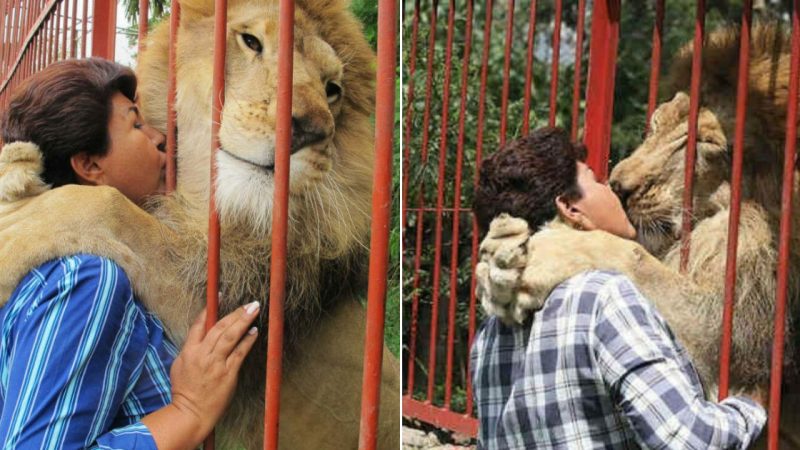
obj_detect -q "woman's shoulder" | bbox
[28,253,130,289]
[11,254,139,319]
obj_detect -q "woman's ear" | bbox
[70,152,104,186]
[555,195,587,230]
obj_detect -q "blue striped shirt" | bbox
[0,255,178,449]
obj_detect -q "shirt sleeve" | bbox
[592,275,766,450]
[0,256,158,450]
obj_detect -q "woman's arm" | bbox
[0,256,160,448]
[141,303,259,450]
[0,255,258,450]
[594,275,766,450]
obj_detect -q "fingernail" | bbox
[248,327,258,335]
[244,301,260,315]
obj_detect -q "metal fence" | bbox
[0,1,397,449]
[402,0,800,447]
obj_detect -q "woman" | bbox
[470,127,766,449]
[0,58,256,449]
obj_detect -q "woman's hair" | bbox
[474,127,587,235]
[1,58,137,187]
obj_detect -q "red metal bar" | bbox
[6,0,17,72]
[406,0,438,399]
[204,0,227,448]
[358,0,396,445]
[499,0,514,145]
[166,0,180,193]
[12,0,24,72]
[403,397,478,437]
[767,3,799,447]
[521,0,537,135]
[61,0,69,60]
[49,7,55,64]
[548,0,562,127]
[583,0,620,180]
[55,0,62,60]
[400,0,420,231]
[570,0,585,140]
[138,0,148,54]
[80,0,86,57]
[419,0,437,168]
[406,209,425,395]
[0,0,9,75]
[718,0,752,400]
[91,0,115,59]
[263,0,293,447]
[70,0,77,56]
[678,0,704,271]
[444,0,473,410]
[31,32,37,74]
[646,0,664,130]
[465,0,494,415]
[22,1,32,55]
[0,0,61,96]
[427,0,457,405]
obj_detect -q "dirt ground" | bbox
[402,421,476,450]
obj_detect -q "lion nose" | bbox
[291,115,329,153]
[610,180,633,207]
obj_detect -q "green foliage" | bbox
[121,0,170,26]
[402,0,792,414]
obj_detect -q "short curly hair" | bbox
[1,58,137,187]
[474,127,587,235]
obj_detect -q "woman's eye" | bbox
[134,122,143,129]
[241,33,262,53]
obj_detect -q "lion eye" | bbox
[325,81,342,104]
[241,33,262,53]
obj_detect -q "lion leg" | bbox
[664,202,782,387]
[276,298,400,450]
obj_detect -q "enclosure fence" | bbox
[0,1,397,449]
[401,0,800,448]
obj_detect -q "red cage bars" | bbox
[0,0,103,108]
[189,0,397,448]
[358,0,397,446]
[719,0,753,400]
[403,0,799,446]
[769,3,800,447]
[1,0,395,447]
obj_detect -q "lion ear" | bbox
[650,92,690,134]
[178,0,215,18]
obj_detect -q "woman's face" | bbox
[96,92,167,205]
[560,162,637,239]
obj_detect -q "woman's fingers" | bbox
[226,327,259,371]
[185,308,207,345]
[202,299,257,348]
[209,302,261,357]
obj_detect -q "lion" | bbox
[0,0,400,448]
[476,23,800,446]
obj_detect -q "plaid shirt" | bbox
[471,270,766,449]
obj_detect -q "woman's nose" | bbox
[143,125,167,152]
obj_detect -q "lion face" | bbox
[216,4,344,190]
[146,0,375,254]
[609,92,730,255]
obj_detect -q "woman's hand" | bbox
[142,302,260,450]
